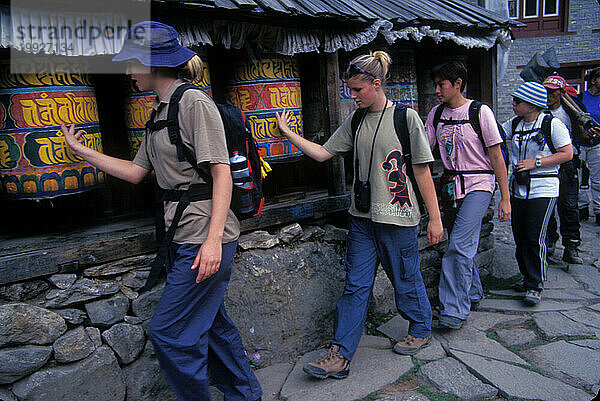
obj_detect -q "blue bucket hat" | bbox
[511,81,548,109]
[113,21,195,67]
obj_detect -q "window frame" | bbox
[510,0,570,37]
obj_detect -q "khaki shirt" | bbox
[323,105,434,227]
[133,79,240,244]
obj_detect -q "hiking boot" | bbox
[562,247,583,264]
[438,315,465,330]
[470,300,480,311]
[579,207,589,221]
[523,289,542,306]
[303,345,349,379]
[393,335,431,355]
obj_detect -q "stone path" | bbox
[222,208,600,401]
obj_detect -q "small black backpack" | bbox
[146,82,264,219]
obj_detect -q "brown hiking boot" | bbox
[303,344,350,379]
[393,335,431,355]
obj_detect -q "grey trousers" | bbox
[439,190,492,320]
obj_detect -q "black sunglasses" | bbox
[345,64,376,80]
[512,97,524,105]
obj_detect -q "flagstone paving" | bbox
[251,215,600,400]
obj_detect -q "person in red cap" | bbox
[542,75,584,264]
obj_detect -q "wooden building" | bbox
[0,0,517,284]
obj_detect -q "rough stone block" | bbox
[85,295,130,327]
[131,284,164,321]
[102,323,145,365]
[53,327,97,363]
[534,312,596,339]
[48,274,77,290]
[123,356,176,401]
[54,308,87,326]
[0,346,52,384]
[0,303,67,347]
[417,357,497,400]
[43,279,120,309]
[238,231,279,250]
[12,346,126,401]
[452,350,590,401]
[278,223,303,244]
[0,281,48,302]
[83,255,154,278]
[495,328,538,347]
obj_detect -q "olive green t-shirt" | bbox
[323,105,434,227]
[133,80,240,244]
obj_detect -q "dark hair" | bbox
[586,67,600,84]
[430,61,467,92]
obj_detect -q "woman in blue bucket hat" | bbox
[501,81,573,306]
[61,21,262,401]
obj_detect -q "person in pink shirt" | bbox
[426,61,511,329]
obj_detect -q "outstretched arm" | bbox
[60,124,149,184]
[412,163,443,245]
[275,109,335,162]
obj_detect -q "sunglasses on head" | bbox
[346,64,376,79]
[512,97,524,105]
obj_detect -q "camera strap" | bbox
[354,103,388,183]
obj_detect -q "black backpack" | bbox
[141,82,264,291]
[432,100,509,169]
[146,83,264,219]
[510,112,556,154]
[350,104,424,212]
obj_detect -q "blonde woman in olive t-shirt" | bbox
[276,51,443,380]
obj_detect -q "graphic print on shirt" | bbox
[439,124,458,164]
[382,150,412,208]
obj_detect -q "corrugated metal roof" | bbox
[161,0,519,30]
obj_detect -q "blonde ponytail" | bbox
[345,51,392,83]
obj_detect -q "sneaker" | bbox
[579,207,589,221]
[393,335,431,355]
[438,315,465,330]
[523,289,542,306]
[303,345,349,379]
[562,247,583,264]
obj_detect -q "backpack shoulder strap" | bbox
[432,103,446,136]
[165,83,212,183]
[351,108,368,142]
[468,100,487,154]
[511,116,523,136]
[541,113,557,153]
[393,104,410,158]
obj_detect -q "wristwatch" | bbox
[535,157,542,168]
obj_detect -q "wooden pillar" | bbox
[320,51,346,196]
[480,48,497,112]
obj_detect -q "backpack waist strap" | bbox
[444,168,494,193]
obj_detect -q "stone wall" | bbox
[496,0,600,121]
[0,215,494,401]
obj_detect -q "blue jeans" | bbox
[149,242,262,401]
[333,217,432,361]
[438,191,491,320]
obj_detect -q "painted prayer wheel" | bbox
[227,53,303,160]
[386,50,418,111]
[0,63,104,199]
[125,51,212,157]
[417,55,468,119]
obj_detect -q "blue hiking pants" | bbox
[333,216,432,361]
[438,190,491,321]
[148,241,262,401]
